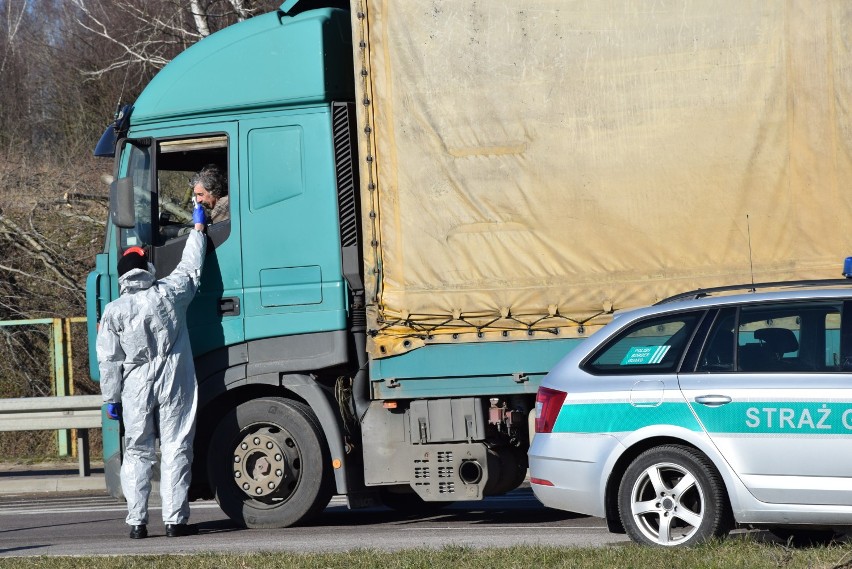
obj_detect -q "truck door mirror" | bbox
[110,176,136,228]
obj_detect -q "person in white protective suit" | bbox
[96,206,207,539]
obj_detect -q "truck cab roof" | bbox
[132,7,353,126]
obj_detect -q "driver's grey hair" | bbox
[190,164,228,199]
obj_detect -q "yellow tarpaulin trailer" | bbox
[353,1,852,356]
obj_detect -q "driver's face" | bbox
[193,183,216,209]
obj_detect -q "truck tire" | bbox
[618,445,732,547]
[207,397,334,528]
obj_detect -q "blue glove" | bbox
[192,203,207,225]
[106,402,122,421]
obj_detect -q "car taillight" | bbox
[535,386,567,434]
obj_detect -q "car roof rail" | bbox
[656,279,852,305]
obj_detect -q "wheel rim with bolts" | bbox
[231,426,298,501]
[629,461,705,546]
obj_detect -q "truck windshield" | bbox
[119,142,154,250]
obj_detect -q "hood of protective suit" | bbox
[119,264,157,294]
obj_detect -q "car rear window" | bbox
[584,311,704,374]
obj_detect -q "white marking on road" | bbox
[403,526,607,530]
[0,500,222,515]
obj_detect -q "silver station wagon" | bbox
[529,280,852,547]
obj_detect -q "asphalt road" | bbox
[0,487,633,557]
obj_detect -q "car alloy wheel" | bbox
[618,445,732,546]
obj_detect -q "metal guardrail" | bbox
[0,395,103,477]
[0,317,88,457]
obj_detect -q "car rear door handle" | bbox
[694,395,732,407]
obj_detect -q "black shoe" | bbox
[165,523,198,537]
[129,524,147,539]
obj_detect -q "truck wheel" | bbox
[207,397,334,528]
[618,445,732,547]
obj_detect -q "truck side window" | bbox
[155,136,229,245]
[118,142,154,250]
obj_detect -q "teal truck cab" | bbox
[88,1,852,527]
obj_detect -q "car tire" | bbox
[618,444,732,546]
[207,397,334,528]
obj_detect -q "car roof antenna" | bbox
[746,214,756,292]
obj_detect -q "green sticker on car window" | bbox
[621,346,670,365]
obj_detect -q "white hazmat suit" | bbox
[97,229,206,527]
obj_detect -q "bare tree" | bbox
[0,0,26,74]
[69,0,278,79]
[0,0,282,334]
[0,0,283,458]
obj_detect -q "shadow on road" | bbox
[196,519,246,535]
[0,545,48,554]
[0,518,121,535]
[304,490,588,528]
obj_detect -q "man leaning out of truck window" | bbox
[190,164,229,223]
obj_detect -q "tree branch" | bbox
[189,0,211,36]
[227,0,252,21]
[0,213,83,291]
[1,0,28,74]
